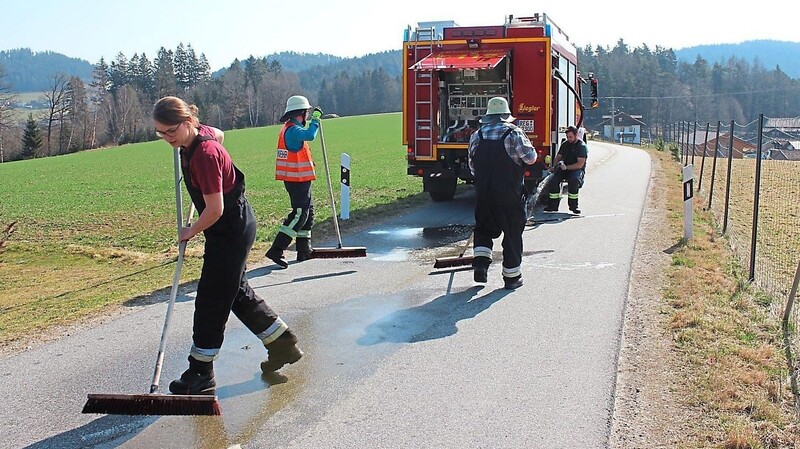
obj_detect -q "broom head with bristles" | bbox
[433,255,474,269]
[309,246,367,259]
[82,393,221,416]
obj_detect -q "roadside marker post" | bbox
[682,164,694,240]
[340,153,350,220]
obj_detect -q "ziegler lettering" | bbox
[277,149,289,159]
[518,103,540,114]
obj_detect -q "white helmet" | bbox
[479,97,515,124]
[280,95,312,122]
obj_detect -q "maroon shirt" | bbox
[186,125,236,195]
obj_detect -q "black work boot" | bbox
[169,357,216,395]
[266,232,293,268]
[473,256,491,283]
[568,199,580,215]
[261,332,304,373]
[544,198,560,212]
[504,275,524,290]
[295,237,313,262]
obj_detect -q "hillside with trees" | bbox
[675,40,800,80]
[0,48,93,92]
[578,40,800,136]
[0,39,799,163]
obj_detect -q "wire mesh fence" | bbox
[670,115,800,314]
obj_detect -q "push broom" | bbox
[309,119,367,259]
[433,229,474,269]
[82,147,221,416]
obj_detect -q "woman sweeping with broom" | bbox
[153,97,305,392]
[83,97,303,416]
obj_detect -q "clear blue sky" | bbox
[1,0,798,71]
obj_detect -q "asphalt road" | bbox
[0,141,652,449]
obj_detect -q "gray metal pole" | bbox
[685,121,691,166]
[749,114,764,283]
[708,121,721,210]
[722,120,734,235]
[782,260,800,329]
[698,122,710,192]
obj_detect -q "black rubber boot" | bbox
[261,331,304,373]
[472,256,491,283]
[504,275,523,290]
[544,197,560,212]
[295,237,312,262]
[568,198,580,215]
[266,232,293,268]
[169,357,216,395]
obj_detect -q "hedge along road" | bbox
[0,140,650,448]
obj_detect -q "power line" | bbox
[601,85,800,101]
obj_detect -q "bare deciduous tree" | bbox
[44,73,69,155]
[0,64,18,163]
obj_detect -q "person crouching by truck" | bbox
[545,125,587,214]
[265,95,323,268]
[152,96,303,394]
[468,97,537,290]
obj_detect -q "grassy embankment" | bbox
[650,145,799,447]
[0,113,427,347]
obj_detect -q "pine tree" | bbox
[21,114,42,159]
[109,52,129,92]
[174,43,190,90]
[137,52,156,99]
[154,47,176,97]
[196,54,212,83]
[185,44,200,87]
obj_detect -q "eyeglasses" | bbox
[155,123,183,138]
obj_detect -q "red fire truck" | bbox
[402,13,597,201]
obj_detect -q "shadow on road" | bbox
[357,284,513,345]
[22,414,158,449]
[251,269,358,288]
[22,372,292,449]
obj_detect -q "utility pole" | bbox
[609,98,616,142]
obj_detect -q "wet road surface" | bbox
[0,142,652,448]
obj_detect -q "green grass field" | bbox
[5,92,48,122]
[11,92,46,103]
[0,113,428,346]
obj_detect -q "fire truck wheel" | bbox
[425,177,457,202]
[430,190,455,202]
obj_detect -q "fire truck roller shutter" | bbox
[410,50,508,71]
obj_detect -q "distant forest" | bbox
[0,48,93,92]
[0,39,799,162]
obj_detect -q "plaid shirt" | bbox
[468,121,537,175]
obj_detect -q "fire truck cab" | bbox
[403,13,590,201]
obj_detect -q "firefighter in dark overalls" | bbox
[468,97,537,290]
[265,95,322,268]
[153,96,303,395]
[545,125,588,214]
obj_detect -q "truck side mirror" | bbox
[589,76,599,109]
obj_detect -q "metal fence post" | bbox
[684,121,691,166]
[782,260,800,329]
[691,121,698,166]
[749,114,764,283]
[708,121,721,210]
[722,120,735,235]
[698,122,710,192]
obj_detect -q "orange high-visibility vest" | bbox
[275,122,316,182]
